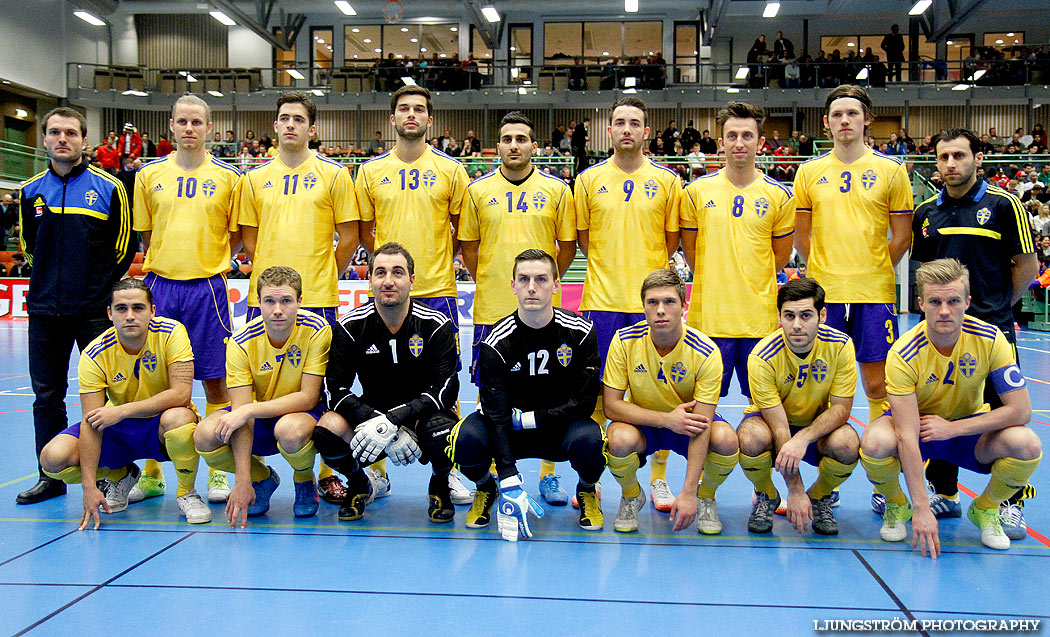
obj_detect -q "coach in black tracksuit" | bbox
[16,108,133,504]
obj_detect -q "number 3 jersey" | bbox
[324,300,459,427]
[745,324,857,428]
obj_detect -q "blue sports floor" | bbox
[0,314,1047,635]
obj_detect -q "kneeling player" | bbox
[738,278,859,536]
[313,242,460,523]
[861,259,1042,556]
[194,266,331,527]
[604,269,739,534]
[450,249,604,540]
[39,279,205,529]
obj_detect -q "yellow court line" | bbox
[0,473,37,489]
[1025,376,1050,386]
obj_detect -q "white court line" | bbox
[1018,345,1050,354]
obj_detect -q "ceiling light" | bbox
[334,1,356,16]
[420,47,427,52]
[311,89,325,96]
[996,39,1004,45]
[15,108,28,118]
[209,10,235,26]
[363,38,371,43]
[352,27,360,33]
[947,40,954,45]
[968,69,986,81]
[208,90,223,97]
[74,10,105,26]
[1007,32,1015,37]
[450,27,458,32]
[602,51,609,56]
[317,38,325,44]
[623,88,637,94]
[400,27,408,32]
[856,67,869,80]
[625,0,638,12]
[909,0,932,15]
[286,69,305,80]
[762,2,780,18]
[481,6,500,22]
[439,53,446,58]
[374,48,382,53]
[186,74,198,82]
[736,66,749,79]
[402,77,417,86]
[847,42,855,47]
[727,87,740,93]
[624,76,637,87]
[122,90,148,96]
[952,83,969,91]
[410,38,418,42]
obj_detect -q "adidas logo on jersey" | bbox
[487,197,499,206]
[925,373,939,384]
[262,180,273,189]
[112,372,127,382]
[379,176,391,185]
[510,362,522,372]
[704,200,716,208]
[260,362,273,371]
[633,363,646,373]
[816,176,829,185]
[365,344,381,355]
[597,186,608,194]
[152,183,163,192]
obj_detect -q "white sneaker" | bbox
[365,468,391,501]
[207,470,232,503]
[696,497,722,535]
[613,493,647,533]
[177,490,212,524]
[102,463,140,514]
[448,470,474,505]
[649,478,674,512]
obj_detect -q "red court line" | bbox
[1030,419,1050,427]
[0,403,79,415]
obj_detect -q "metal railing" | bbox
[0,141,49,183]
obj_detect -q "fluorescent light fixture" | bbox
[186,74,198,82]
[762,2,780,18]
[735,66,750,79]
[122,90,148,96]
[952,83,969,91]
[623,88,638,94]
[481,6,500,22]
[856,67,869,80]
[14,108,27,117]
[510,67,519,79]
[401,76,416,86]
[400,27,408,32]
[310,89,324,96]
[286,69,305,80]
[624,76,637,88]
[602,51,609,56]
[334,1,356,15]
[450,27,458,32]
[410,38,418,42]
[909,0,932,15]
[363,38,371,43]
[208,90,223,97]
[522,80,531,85]
[727,87,740,93]
[518,87,528,94]
[374,48,382,53]
[625,0,639,11]
[969,69,986,81]
[209,10,235,26]
[74,10,106,26]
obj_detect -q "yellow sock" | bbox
[370,458,387,478]
[204,403,232,479]
[860,451,908,505]
[592,394,607,430]
[143,458,163,479]
[539,459,557,478]
[104,465,129,482]
[278,440,317,483]
[976,454,1042,509]
[867,397,889,424]
[649,449,669,482]
[605,449,642,498]
[739,451,777,498]
[43,465,82,484]
[199,445,269,481]
[696,451,739,499]
[809,456,857,500]
[318,462,335,480]
[163,423,200,497]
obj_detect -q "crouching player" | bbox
[449,249,605,540]
[604,269,739,534]
[194,266,331,527]
[861,259,1041,555]
[313,242,460,523]
[738,278,859,536]
[39,278,205,529]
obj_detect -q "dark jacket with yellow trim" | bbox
[18,160,133,316]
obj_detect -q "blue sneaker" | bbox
[538,474,569,506]
[928,492,962,518]
[1000,502,1027,541]
[871,492,886,516]
[293,479,319,518]
[247,466,280,517]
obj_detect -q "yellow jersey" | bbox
[356,146,470,298]
[460,168,576,324]
[133,153,241,280]
[235,152,359,308]
[226,310,332,402]
[792,148,914,303]
[680,170,795,337]
[886,317,1022,421]
[575,158,681,313]
[79,317,196,413]
[603,321,722,411]
[745,324,857,427]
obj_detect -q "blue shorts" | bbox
[218,403,326,457]
[416,296,461,370]
[470,323,495,386]
[823,303,897,363]
[583,310,645,375]
[61,416,169,469]
[739,414,825,466]
[711,337,762,398]
[920,432,992,474]
[144,272,231,381]
[245,306,338,328]
[639,413,729,459]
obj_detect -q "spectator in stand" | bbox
[438,128,453,150]
[462,130,481,157]
[156,133,174,157]
[918,135,934,154]
[868,54,888,87]
[9,252,31,277]
[798,133,815,156]
[1032,124,1047,148]
[649,136,666,156]
[661,120,680,151]
[552,124,566,151]
[446,138,462,157]
[766,129,783,152]
[95,137,119,174]
[569,57,587,90]
[680,120,700,153]
[559,166,575,189]
[141,133,157,158]
[1032,204,1050,236]
[241,129,256,149]
[453,257,472,282]
[773,31,795,60]
[572,117,589,174]
[748,35,768,88]
[117,123,143,163]
[698,129,718,155]
[1038,164,1050,187]
[0,193,16,248]
[1023,182,1050,204]
[885,132,908,155]
[784,56,801,88]
[881,24,906,82]
[369,130,384,154]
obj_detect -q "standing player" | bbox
[793,84,914,426]
[680,101,795,410]
[908,128,1038,538]
[575,96,682,510]
[313,243,460,523]
[738,278,859,536]
[236,91,358,504]
[603,270,738,534]
[194,267,331,526]
[449,249,604,540]
[459,111,577,506]
[134,94,239,505]
[860,259,1041,555]
[355,84,472,503]
[39,279,206,528]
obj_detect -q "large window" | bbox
[820,33,938,82]
[273,28,298,86]
[343,25,381,63]
[984,31,1024,47]
[471,25,493,63]
[341,24,459,65]
[544,21,662,64]
[311,27,333,84]
[674,22,699,83]
[509,24,533,84]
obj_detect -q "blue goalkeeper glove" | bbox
[497,474,544,541]
[510,408,537,431]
